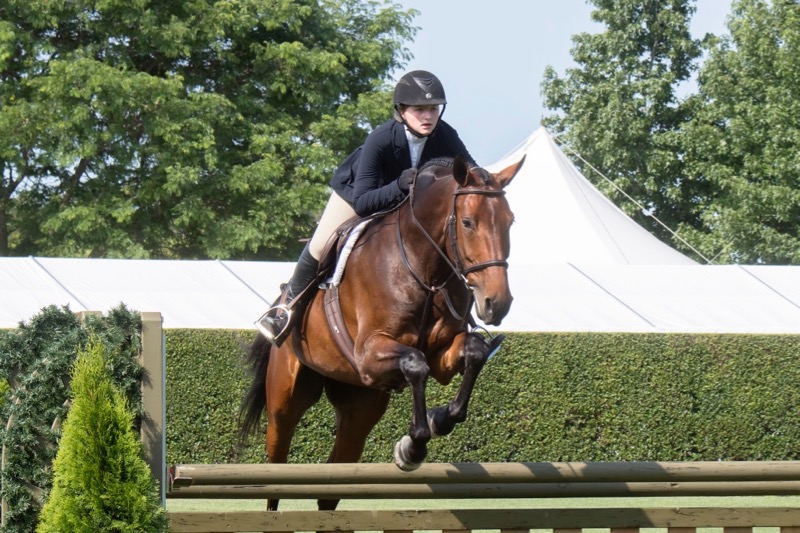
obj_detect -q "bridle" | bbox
[446,187,509,275]
[396,172,509,325]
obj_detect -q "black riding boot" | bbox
[255,245,319,346]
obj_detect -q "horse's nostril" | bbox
[484,298,493,319]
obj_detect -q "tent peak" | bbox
[487,128,696,266]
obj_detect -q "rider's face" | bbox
[401,105,441,136]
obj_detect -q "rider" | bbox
[256,70,476,345]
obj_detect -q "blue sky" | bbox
[392,0,733,165]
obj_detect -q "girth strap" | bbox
[323,285,359,372]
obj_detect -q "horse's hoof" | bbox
[393,436,422,471]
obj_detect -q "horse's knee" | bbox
[399,350,430,383]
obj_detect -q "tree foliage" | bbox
[541,0,704,252]
[542,0,800,264]
[678,0,800,263]
[0,0,415,259]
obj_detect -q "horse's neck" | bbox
[400,184,454,282]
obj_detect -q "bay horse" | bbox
[239,154,525,510]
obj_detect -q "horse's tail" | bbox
[238,333,271,443]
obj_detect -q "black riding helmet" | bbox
[393,70,447,137]
[393,70,447,106]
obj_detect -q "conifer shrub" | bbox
[36,338,167,533]
[0,378,6,497]
[0,379,7,411]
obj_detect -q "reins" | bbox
[321,166,511,364]
[396,172,508,328]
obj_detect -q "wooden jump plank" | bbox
[167,480,800,499]
[169,461,800,488]
[167,507,800,532]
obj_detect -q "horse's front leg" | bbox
[427,331,494,438]
[359,333,431,471]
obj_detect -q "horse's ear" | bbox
[493,155,526,189]
[453,156,470,186]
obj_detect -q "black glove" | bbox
[397,167,417,193]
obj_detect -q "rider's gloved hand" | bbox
[397,168,417,193]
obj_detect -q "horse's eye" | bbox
[461,217,474,230]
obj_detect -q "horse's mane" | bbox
[419,157,492,185]
[419,157,454,172]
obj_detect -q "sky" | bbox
[392,0,734,165]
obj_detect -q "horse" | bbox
[239,154,525,511]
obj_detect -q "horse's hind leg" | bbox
[264,345,325,510]
[316,381,391,511]
[427,332,492,438]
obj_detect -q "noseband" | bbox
[397,176,508,322]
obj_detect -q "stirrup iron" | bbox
[470,325,506,359]
[254,304,293,343]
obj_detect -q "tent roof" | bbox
[1,256,292,331]
[488,127,696,266]
[502,264,800,333]
[2,257,799,333]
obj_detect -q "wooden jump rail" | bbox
[167,461,800,532]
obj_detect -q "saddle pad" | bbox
[327,219,371,287]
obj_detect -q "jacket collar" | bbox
[392,120,409,161]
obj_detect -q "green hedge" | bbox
[165,330,263,464]
[164,330,800,465]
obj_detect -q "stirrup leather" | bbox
[254,303,293,343]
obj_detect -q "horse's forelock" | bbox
[473,167,492,186]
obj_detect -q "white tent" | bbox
[3,256,799,333]
[488,127,696,266]
[0,256,292,330]
[503,264,800,333]
[486,127,800,333]
[2,127,799,333]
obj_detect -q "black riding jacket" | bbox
[330,119,475,217]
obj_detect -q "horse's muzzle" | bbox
[475,293,513,326]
